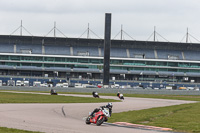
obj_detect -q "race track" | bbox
[0,92,195,133]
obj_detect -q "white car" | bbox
[187,87,194,90]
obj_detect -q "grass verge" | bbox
[108,102,200,133]
[0,91,119,103]
[0,127,41,133]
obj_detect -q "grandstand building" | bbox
[0,35,200,83]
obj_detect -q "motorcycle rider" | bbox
[92,91,98,97]
[117,92,124,100]
[50,89,57,95]
[90,103,113,118]
[117,92,120,97]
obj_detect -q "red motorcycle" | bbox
[85,107,110,126]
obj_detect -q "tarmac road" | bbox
[0,92,195,133]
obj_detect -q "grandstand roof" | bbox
[0,35,200,51]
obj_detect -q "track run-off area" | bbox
[0,91,195,133]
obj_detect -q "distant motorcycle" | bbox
[85,107,110,126]
[117,92,124,100]
[92,91,99,98]
[119,93,124,100]
[50,89,57,95]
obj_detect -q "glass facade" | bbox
[0,54,200,73]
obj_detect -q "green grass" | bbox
[0,92,119,103]
[0,127,41,133]
[108,102,200,133]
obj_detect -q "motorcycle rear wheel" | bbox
[96,116,105,126]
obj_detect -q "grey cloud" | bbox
[0,0,200,42]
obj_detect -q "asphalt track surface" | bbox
[0,92,195,133]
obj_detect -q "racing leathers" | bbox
[90,105,112,118]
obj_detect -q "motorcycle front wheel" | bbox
[96,116,105,126]
[85,116,91,124]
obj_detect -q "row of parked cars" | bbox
[0,80,69,88]
[1,79,199,91]
[144,86,200,90]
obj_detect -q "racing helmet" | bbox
[107,103,113,108]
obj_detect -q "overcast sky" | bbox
[0,0,200,43]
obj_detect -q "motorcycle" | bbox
[50,89,57,95]
[118,93,124,100]
[85,107,110,126]
[92,92,99,98]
